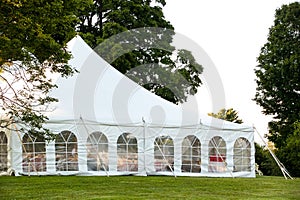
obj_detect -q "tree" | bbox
[76,0,203,104]
[0,0,91,138]
[277,121,300,177]
[254,2,300,149]
[254,143,282,176]
[208,108,243,124]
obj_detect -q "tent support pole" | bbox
[254,127,293,179]
[142,117,146,175]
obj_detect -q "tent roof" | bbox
[48,36,252,131]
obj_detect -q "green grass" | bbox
[0,176,299,199]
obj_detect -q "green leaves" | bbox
[277,121,300,177]
[254,2,300,176]
[254,2,300,145]
[208,108,243,124]
[78,1,203,104]
[0,0,91,138]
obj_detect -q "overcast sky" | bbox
[163,0,296,141]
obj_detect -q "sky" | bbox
[163,0,296,142]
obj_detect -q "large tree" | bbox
[208,108,243,124]
[0,0,91,138]
[254,2,300,149]
[77,0,203,104]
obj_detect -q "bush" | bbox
[277,121,300,177]
[255,143,281,176]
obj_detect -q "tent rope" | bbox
[254,127,293,180]
[154,139,176,178]
[211,137,234,178]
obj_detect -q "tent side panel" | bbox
[7,121,255,177]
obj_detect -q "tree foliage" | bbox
[0,0,91,138]
[277,121,300,177]
[254,143,281,176]
[254,2,300,149]
[76,0,203,104]
[254,2,300,177]
[208,108,243,124]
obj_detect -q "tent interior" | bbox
[0,36,255,177]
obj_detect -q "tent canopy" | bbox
[0,36,255,177]
[49,35,252,130]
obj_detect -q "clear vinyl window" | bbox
[234,137,251,172]
[154,136,174,172]
[22,134,46,172]
[117,133,138,172]
[181,135,201,173]
[0,131,8,172]
[208,136,227,172]
[87,131,109,171]
[55,131,78,171]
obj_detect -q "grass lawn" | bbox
[0,176,299,199]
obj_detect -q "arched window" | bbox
[234,137,251,172]
[154,136,174,172]
[117,133,138,172]
[55,131,78,171]
[181,135,201,173]
[208,136,226,172]
[87,132,109,171]
[0,131,8,172]
[22,134,46,172]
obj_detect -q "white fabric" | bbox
[1,36,255,177]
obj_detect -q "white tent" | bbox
[0,36,255,177]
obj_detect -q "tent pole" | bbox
[254,127,293,180]
[142,117,146,175]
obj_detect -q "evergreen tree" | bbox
[208,108,243,124]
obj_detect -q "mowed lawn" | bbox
[0,176,299,199]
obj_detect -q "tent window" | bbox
[117,133,138,171]
[234,137,251,172]
[154,136,174,172]
[55,131,78,171]
[208,136,226,172]
[181,135,201,173]
[87,131,109,171]
[22,134,46,172]
[0,131,8,172]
